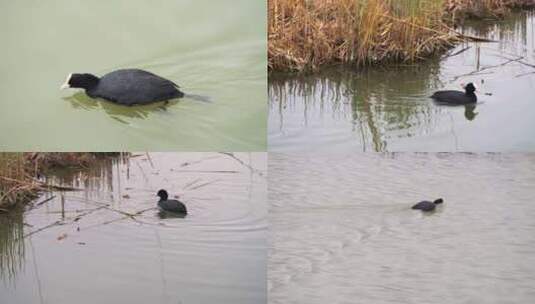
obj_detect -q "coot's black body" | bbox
[157,189,187,214]
[411,198,444,212]
[431,83,477,104]
[61,69,184,106]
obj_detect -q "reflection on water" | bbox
[269,153,535,304]
[65,93,178,124]
[0,153,266,304]
[270,64,446,152]
[463,104,478,121]
[269,11,535,152]
[0,209,24,283]
[157,211,187,220]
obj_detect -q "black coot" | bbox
[411,198,443,212]
[431,83,477,104]
[61,69,184,106]
[157,189,187,214]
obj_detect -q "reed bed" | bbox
[269,0,535,71]
[269,0,455,71]
[0,153,38,210]
[0,153,120,210]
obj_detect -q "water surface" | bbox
[269,153,535,303]
[0,152,267,304]
[269,11,535,152]
[0,0,266,151]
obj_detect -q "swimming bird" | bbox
[61,69,184,106]
[156,189,187,214]
[411,198,443,212]
[431,83,477,104]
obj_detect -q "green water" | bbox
[0,0,266,151]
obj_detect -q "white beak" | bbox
[60,73,72,90]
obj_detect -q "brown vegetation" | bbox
[0,153,38,211]
[268,0,535,72]
[0,153,120,210]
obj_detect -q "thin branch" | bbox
[442,46,471,59]
[219,152,264,176]
[24,221,64,238]
[451,55,524,81]
[188,179,221,191]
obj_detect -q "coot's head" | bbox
[464,83,476,94]
[60,73,100,90]
[434,198,444,205]
[157,189,168,201]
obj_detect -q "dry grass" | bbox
[0,153,38,210]
[269,0,456,71]
[268,0,535,71]
[0,153,121,210]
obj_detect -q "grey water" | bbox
[0,153,267,304]
[269,11,535,152]
[269,153,535,303]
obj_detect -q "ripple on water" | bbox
[1,153,266,304]
[269,153,535,304]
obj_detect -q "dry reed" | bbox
[268,0,535,71]
[269,0,456,71]
[0,153,121,209]
[0,153,38,210]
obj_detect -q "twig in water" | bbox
[188,179,221,191]
[24,220,64,238]
[145,152,155,169]
[182,178,203,190]
[219,152,264,176]
[82,207,158,229]
[33,195,56,208]
[451,71,495,81]
[515,71,535,78]
[451,55,524,81]
[442,46,471,59]
[495,54,535,69]
[179,155,221,168]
